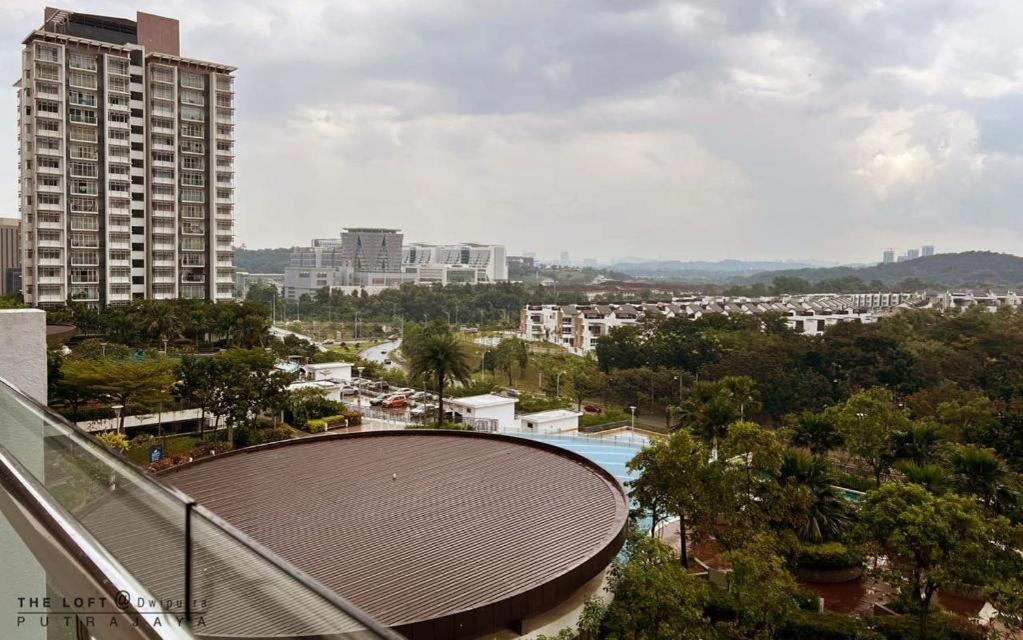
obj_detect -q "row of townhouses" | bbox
[520,295,895,354]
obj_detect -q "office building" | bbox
[0,218,19,295]
[402,242,508,282]
[921,245,935,257]
[906,248,920,260]
[882,248,895,264]
[17,8,235,307]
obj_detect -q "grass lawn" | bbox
[125,433,202,465]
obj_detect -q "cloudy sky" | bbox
[3,0,1022,262]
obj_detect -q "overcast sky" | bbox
[3,0,1022,262]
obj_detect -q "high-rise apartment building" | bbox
[921,245,935,257]
[0,218,20,296]
[906,248,920,260]
[16,8,235,307]
[882,248,895,264]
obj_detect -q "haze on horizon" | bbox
[3,0,1022,263]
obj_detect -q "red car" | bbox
[583,404,602,413]
[381,395,408,409]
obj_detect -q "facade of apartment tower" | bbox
[16,8,235,307]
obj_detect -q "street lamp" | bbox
[111,404,124,434]
[356,366,365,406]
[629,405,637,434]
[673,375,683,403]
[556,371,565,398]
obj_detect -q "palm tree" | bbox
[777,448,852,543]
[407,330,473,428]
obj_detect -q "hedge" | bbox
[780,611,883,640]
[307,411,362,432]
[796,542,865,571]
[872,613,986,640]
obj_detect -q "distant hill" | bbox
[743,252,1023,289]
[611,259,825,283]
[234,247,290,273]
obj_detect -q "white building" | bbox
[518,409,581,433]
[403,243,507,282]
[18,8,235,307]
[444,394,517,431]
[303,361,353,382]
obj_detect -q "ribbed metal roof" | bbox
[161,431,629,638]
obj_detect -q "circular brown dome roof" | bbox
[162,431,629,639]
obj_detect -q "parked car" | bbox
[583,404,602,413]
[338,385,358,396]
[383,359,392,365]
[410,391,435,403]
[395,387,415,396]
[381,395,408,409]
[370,381,390,391]
[410,403,437,418]
[369,394,390,406]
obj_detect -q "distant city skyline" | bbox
[4,1,1023,263]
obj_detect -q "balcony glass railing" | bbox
[0,376,399,640]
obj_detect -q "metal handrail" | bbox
[0,375,404,640]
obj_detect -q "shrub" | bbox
[516,393,568,413]
[780,611,883,640]
[96,432,129,452]
[796,542,865,571]
[832,471,874,493]
[872,613,985,640]
[579,407,631,429]
[407,421,468,431]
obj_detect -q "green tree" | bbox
[215,349,292,444]
[776,449,853,543]
[724,534,802,640]
[628,429,711,568]
[598,534,711,640]
[947,444,1018,515]
[62,358,175,432]
[174,355,231,440]
[492,337,529,386]
[828,388,909,487]
[407,326,473,428]
[857,483,1011,639]
[679,376,760,449]
[789,410,843,458]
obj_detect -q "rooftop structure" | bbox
[403,242,508,282]
[17,8,236,307]
[161,431,628,639]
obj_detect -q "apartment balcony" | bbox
[108,204,131,216]
[150,104,176,118]
[152,258,176,267]
[152,175,175,186]
[151,157,175,169]
[151,192,176,202]
[36,200,63,212]
[108,240,131,250]
[151,140,175,152]
[37,237,63,248]
[37,256,63,266]
[36,146,62,157]
[106,119,130,130]
[217,274,235,284]
[107,274,131,284]
[37,219,63,230]
[36,163,62,175]
[36,182,63,193]
[151,121,175,134]
[108,257,131,267]
[181,274,206,284]
[35,291,66,303]
[36,275,64,285]
[108,223,131,234]
[107,101,130,113]
[108,291,132,302]
[152,242,176,251]
[152,273,176,284]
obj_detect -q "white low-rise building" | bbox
[444,394,518,431]
[518,409,582,433]
[304,361,353,382]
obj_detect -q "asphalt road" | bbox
[359,339,403,370]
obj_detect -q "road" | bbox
[359,339,403,371]
[269,326,327,351]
